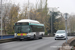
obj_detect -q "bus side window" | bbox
[30,25,32,32]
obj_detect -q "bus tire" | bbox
[39,37,42,39]
[39,34,43,39]
[20,39,22,41]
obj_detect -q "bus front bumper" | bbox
[15,36,33,39]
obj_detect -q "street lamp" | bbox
[64,13,69,43]
[28,0,30,19]
[50,11,53,36]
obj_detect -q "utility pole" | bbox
[0,0,3,39]
[65,18,67,43]
[35,0,38,20]
[51,12,53,36]
[28,0,29,19]
[50,8,53,36]
[64,13,69,43]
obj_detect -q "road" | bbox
[0,36,73,50]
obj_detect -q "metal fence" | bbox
[0,35,14,39]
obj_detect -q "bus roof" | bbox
[17,19,40,24]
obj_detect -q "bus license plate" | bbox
[20,38,24,39]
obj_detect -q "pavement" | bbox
[0,36,73,50]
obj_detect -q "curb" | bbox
[59,37,75,50]
[0,38,15,43]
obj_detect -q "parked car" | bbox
[55,30,67,40]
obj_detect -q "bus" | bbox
[14,19,45,40]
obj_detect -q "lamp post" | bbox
[50,11,53,36]
[50,11,53,35]
[28,0,30,19]
[64,13,69,43]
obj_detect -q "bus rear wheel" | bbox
[39,34,43,39]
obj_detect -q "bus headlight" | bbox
[27,33,32,37]
[14,33,17,37]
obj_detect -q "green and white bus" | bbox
[14,19,45,40]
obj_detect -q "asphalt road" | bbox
[0,36,73,50]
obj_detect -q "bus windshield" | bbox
[15,25,30,33]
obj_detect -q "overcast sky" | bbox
[11,0,75,14]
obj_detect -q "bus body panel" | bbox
[14,32,45,39]
[14,19,45,40]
